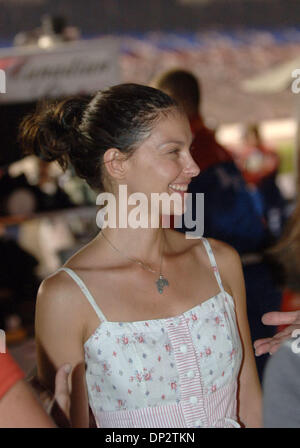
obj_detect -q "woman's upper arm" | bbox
[35,274,83,385]
[211,239,262,427]
[35,273,89,427]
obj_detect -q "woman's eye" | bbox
[169,149,180,154]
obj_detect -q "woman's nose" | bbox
[183,153,200,178]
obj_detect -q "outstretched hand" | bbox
[254,310,300,356]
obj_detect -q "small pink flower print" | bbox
[122,336,128,345]
[170,382,177,391]
[212,385,217,393]
[161,395,165,400]
[158,355,161,362]
[213,266,218,272]
[113,351,117,357]
[96,385,101,393]
[138,336,144,343]
[130,371,143,383]
[199,352,203,358]
[224,311,228,319]
[128,389,132,394]
[145,322,149,327]
[213,335,216,340]
[222,371,225,376]
[101,362,111,376]
[215,316,220,325]
[118,399,123,408]
[165,344,171,352]
[191,314,198,321]
[205,347,212,356]
[144,372,152,381]
[230,348,236,360]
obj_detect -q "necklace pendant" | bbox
[156,274,169,294]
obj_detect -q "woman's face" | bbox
[124,109,200,220]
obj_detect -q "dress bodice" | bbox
[58,238,243,428]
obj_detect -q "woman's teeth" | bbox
[168,184,188,192]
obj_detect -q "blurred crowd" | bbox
[0,156,97,344]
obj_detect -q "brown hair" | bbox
[19,83,178,192]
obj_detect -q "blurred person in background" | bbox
[253,199,300,427]
[0,156,75,337]
[155,69,283,381]
[255,198,300,356]
[0,159,74,216]
[238,123,288,242]
[14,14,80,48]
[0,210,39,343]
[18,84,262,428]
[239,123,280,187]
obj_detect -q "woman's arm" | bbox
[0,379,55,428]
[35,273,90,428]
[212,239,262,428]
[0,362,71,428]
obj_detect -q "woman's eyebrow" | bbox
[159,139,192,149]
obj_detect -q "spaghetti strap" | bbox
[201,238,225,294]
[57,267,107,322]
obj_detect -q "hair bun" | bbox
[19,96,90,167]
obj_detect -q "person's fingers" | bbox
[54,363,71,418]
[261,311,300,326]
[253,337,272,350]
[266,325,300,346]
[255,324,300,356]
[27,375,54,413]
[254,341,272,356]
[268,342,282,355]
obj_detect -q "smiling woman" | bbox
[18,83,261,428]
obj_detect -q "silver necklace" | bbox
[100,230,169,294]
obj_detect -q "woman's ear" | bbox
[103,148,128,181]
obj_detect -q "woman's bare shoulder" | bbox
[206,237,240,263]
[37,268,86,315]
[166,231,240,264]
[206,238,245,302]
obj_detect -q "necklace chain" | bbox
[100,230,164,274]
[99,230,169,294]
